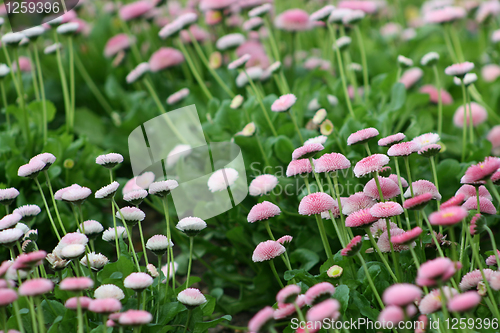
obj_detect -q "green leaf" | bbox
[193,315,232,333]
[333,284,350,313]
[274,135,294,164]
[158,302,185,325]
[284,269,317,286]
[74,108,106,145]
[41,299,66,324]
[290,248,319,272]
[388,83,406,112]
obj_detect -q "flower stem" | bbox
[28,297,39,333]
[44,171,66,235]
[394,158,411,229]
[13,301,25,333]
[0,81,9,130]
[114,200,140,270]
[34,178,61,240]
[365,228,398,282]
[430,156,440,208]
[162,197,176,294]
[485,227,500,268]
[354,26,369,103]
[76,296,84,333]
[183,309,192,333]
[432,65,443,137]
[421,212,444,257]
[328,174,348,246]
[14,48,30,146]
[461,81,468,162]
[268,260,284,288]
[314,213,333,260]
[357,253,384,309]
[186,236,194,288]
[53,31,71,133]
[33,45,48,143]
[137,221,149,266]
[111,197,120,259]
[68,36,75,131]
[403,156,414,196]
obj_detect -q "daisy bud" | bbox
[95,181,120,200]
[0,214,22,231]
[161,262,178,282]
[177,288,207,308]
[445,62,475,78]
[320,119,334,136]
[333,36,351,51]
[166,88,190,105]
[96,153,123,168]
[60,185,92,204]
[19,278,54,296]
[421,52,439,67]
[176,216,207,236]
[286,159,313,177]
[397,55,413,68]
[22,240,37,253]
[124,272,153,291]
[248,306,274,333]
[252,240,286,262]
[46,253,70,271]
[65,296,92,310]
[147,264,159,277]
[146,234,172,256]
[88,298,122,313]
[327,265,343,278]
[277,235,293,245]
[148,180,179,197]
[60,277,94,291]
[94,284,125,300]
[387,141,419,157]
[341,235,363,256]
[305,282,335,306]
[235,122,256,137]
[80,252,109,271]
[119,309,153,326]
[123,189,148,206]
[207,168,238,192]
[271,94,297,112]
[369,202,403,218]
[116,206,145,226]
[0,228,24,248]
[102,226,127,243]
[230,95,244,109]
[30,153,56,170]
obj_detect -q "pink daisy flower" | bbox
[429,206,468,226]
[403,193,434,210]
[306,299,340,322]
[388,174,408,187]
[149,47,184,72]
[463,196,497,214]
[486,250,500,266]
[441,193,466,209]
[387,141,420,156]
[19,278,54,296]
[65,296,92,310]
[378,306,404,328]
[456,184,492,201]
[416,258,459,286]
[247,201,281,222]
[377,228,411,252]
[0,187,19,206]
[347,127,379,146]
[286,159,312,177]
[320,200,341,219]
[404,180,441,200]
[118,310,153,326]
[304,282,335,306]
[12,250,46,270]
[459,269,495,290]
[419,85,453,105]
[292,143,324,160]
[274,9,311,31]
[342,192,376,215]
[353,154,390,178]
[277,235,293,245]
[378,133,406,147]
[104,34,135,58]
[298,192,335,215]
[364,176,401,200]
[60,277,94,291]
[124,272,153,291]
[453,102,488,128]
[313,153,351,173]
[0,288,18,306]
[252,240,286,262]
[88,298,122,314]
[274,295,307,320]
[447,291,481,312]
[419,287,459,314]
[383,283,422,306]
[119,1,153,21]
[249,175,278,196]
[341,235,363,256]
[0,213,22,231]
[445,62,475,77]
[248,306,274,333]
[345,208,378,227]
[271,94,297,112]
[370,219,398,238]
[18,159,46,178]
[463,157,500,183]
[418,144,442,157]
[399,67,423,89]
[338,0,378,13]
[369,202,404,218]
[391,227,423,245]
[276,284,301,304]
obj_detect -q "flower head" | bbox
[403,193,434,210]
[249,175,278,196]
[177,288,207,307]
[88,298,122,313]
[292,143,324,160]
[327,265,343,278]
[347,128,379,146]
[0,228,24,247]
[429,206,468,226]
[419,287,459,314]
[65,296,92,310]
[447,291,481,312]
[391,227,423,245]
[307,299,340,322]
[342,192,376,215]
[248,306,274,333]
[387,141,419,156]
[378,133,406,147]
[207,168,238,192]
[0,214,22,231]
[116,206,145,226]
[298,193,335,215]
[102,227,127,243]
[353,154,390,178]
[119,310,153,326]
[271,94,297,112]
[60,277,94,291]
[463,196,497,214]
[216,33,245,50]
[383,283,422,306]
[453,102,488,128]
[149,47,184,72]
[313,153,351,173]
[176,216,207,236]
[404,180,441,200]
[341,235,363,256]
[126,63,150,84]
[364,176,401,200]
[148,180,179,197]
[421,52,440,66]
[399,67,423,89]
[369,202,404,218]
[96,153,123,168]
[80,252,109,271]
[277,235,293,245]
[463,157,500,183]
[18,159,46,178]
[94,284,125,300]
[124,272,153,291]
[123,189,148,206]
[276,284,301,305]
[95,182,119,200]
[248,201,281,223]
[286,159,313,177]
[274,9,311,31]
[416,258,460,286]
[445,62,475,77]
[252,240,286,262]
[19,278,53,296]
[305,282,335,306]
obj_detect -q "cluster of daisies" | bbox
[245,125,500,332]
[0,151,215,332]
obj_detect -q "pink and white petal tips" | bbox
[88,298,123,313]
[102,226,127,243]
[298,192,335,216]
[286,158,313,177]
[165,87,190,105]
[0,288,18,306]
[292,143,324,160]
[176,216,207,236]
[463,196,497,214]
[447,291,481,312]
[419,85,453,105]
[271,94,297,112]
[378,305,404,328]
[119,1,154,21]
[274,9,311,31]
[441,193,466,209]
[247,201,281,223]
[341,235,363,256]
[399,67,423,89]
[338,0,378,14]
[95,181,120,199]
[404,180,441,200]
[416,257,460,287]
[96,153,123,168]
[228,54,251,70]
[19,278,54,296]
[215,33,246,51]
[378,133,406,147]
[104,34,135,58]
[248,306,274,333]
[116,206,146,224]
[252,240,286,262]
[149,47,184,72]
[277,235,293,245]
[419,287,459,314]
[456,184,492,201]
[488,125,500,155]
[207,168,238,192]
[304,282,335,306]
[177,288,207,307]
[345,208,378,227]
[146,234,172,255]
[391,227,423,245]
[463,157,500,184]
[60,277,94,291]
[12,250,46,270]
[0,213,22,230]
[347,127,379,146]
[94,284,125,300]
[342,192,376,215]
[276,284,301,304]
[124,272,154,291]
[60,185,92,203]
[306,299,340,322]
[0,187,19,205]
[0,228,24,246]
[377,228,411,252]
[370,219,397,238]
[118,310,153,326]
[18,158,46,178]
[199,0,235,11]
[123,189,148,205]
[453,102,488,128]
[126,63,150,84]
[460,269,495,290]
[418,144,442,158]
[369,202,404,218]
[13,204,41,219]
[310,5,335,22]
[249,174,278,196]
[403,193,433,210]
[313,153,351,173]
[353,154,390,178]
[387,141,420,157]
[486,250,500,266]
[445,62,475,77]
[429,206,468,226]
[148,180,179,197]
[364,176,401,200]
[383,283,422,307]
[64,296,92,310]
[412,132,441,149]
